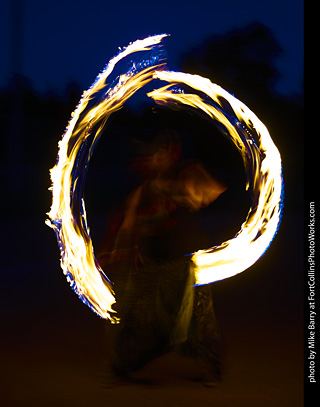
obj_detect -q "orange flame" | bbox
[46,34,283,321]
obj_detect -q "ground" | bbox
[1,211,304,407]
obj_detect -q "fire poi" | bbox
[46,34,284,323]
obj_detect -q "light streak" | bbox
[147,70,283,285]
[46,34,283,321]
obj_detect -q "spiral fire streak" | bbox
[46,34,283,321]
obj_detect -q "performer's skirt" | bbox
[109,256,221,377]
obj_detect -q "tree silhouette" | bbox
[180,23,283,105]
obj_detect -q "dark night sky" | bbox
[1,2,306,403]
[1,0,304,97]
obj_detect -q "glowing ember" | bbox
[46,34,283,321]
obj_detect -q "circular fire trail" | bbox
[46,34,283,322]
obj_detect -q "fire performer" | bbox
[98,130,227,386]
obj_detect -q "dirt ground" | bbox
[1,212,304,407]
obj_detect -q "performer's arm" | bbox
[154,163,227,211]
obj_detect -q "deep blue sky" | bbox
[1,0,303,97]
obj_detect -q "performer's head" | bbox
[131,128,181,176]
[149,129,181,171]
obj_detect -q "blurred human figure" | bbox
[98,130,227,386]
